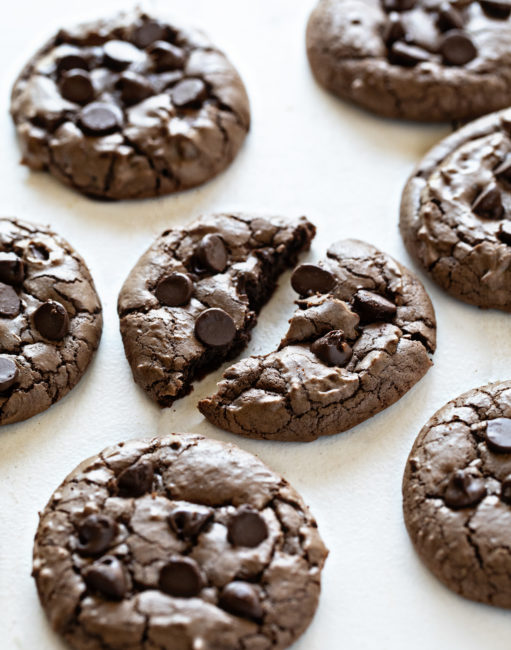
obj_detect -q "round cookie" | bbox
[199,239,436,442]
[403,381,511,608]
[306,0,511,122]
[0,217,102,425]
[118,213,315,407]
[10,10,250,199]
[32,433,328,650]
[401,108,511,311]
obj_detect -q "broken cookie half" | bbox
[199,239,436,442]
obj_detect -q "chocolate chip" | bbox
[0,357,18,392]
[83,556,127,600]
[0,252,24,285]
[311,330,353,367]
[76,514,118,556]
[155,272,193,307]
[159,558,203,597]
[494,155,511,182]
[195,308,236,347]
[197,234,228,273]
[0,283,20,318]
[148,40,186,71]
[444,470,486,508]
[133,21,169,48]
[28,243,49,261]
[219,582,263,621]
[472,183,504,219]
[117,71,153,106]
[168,506,213,539]
[117,459,154,497]
[78,102,123,136]
[56,53,89,73]
[484,418,511,453]
[389,41,431,66]
[227,507,268,548]
[480,0,511,18]
[440,30,477,66]
[103,40,141,70]
[497,222,511,245]
[501,474,511,503]
[291,264,335,296]
[352,290,397,323]
[59,69,94,104]
[436,3,464,30]
[383,13,406,45]
[171,78,207,108]
[33,300,69,340]
[382,0,416,10]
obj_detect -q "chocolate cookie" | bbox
[33,433,328,650]
[306,0,511,121]
[400,108,511,310]
[402,381,511,608]
[199,239,436,442]
[10,10,250,199]
[118,213,315,407]
[0,218,102,425]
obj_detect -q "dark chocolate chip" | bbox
[382,0,416,10]
[227,507,268,548]
[155,272,193,307]
[0,252,24,285]
[117,71,153,106]
[219,582,263,621]
[148,40,186,71]
[485,418,511,453]
[56,53,89,73]
[436,2,464,30]
[83,556,127,600]
[311,330,353,367]
[133,20,168,48]
[195,308,236,347]
[383,13,406,45]
[472,183,504,219]
[494,156,511,182]
[500,474,511,503]
[480,0,511,18]
[171,78,207,108]
[291,264,335,296]
[28,243,50,261]
[33,301,69,340]
[352,290,397,323]
[197,234,228,273]
[168,506,213,538]
[0,283,20,318]
[76,514,118,556]
[78,102,123,136]
[440,30,477,66]
[117,460,154,497]
[103,40,141,70]
[0,357,18,392]
[159,558,203,597]
[389,41,431,66]
[497,221,511,245]
[444,470,486,508]
[59,69,94,105]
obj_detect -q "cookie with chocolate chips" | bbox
[199,239,436,441]
[0,217,102,425]
[32,433,328,650]
[306,0,511,121]
[401,107,511,310]
[10,10,250,199]
[403,381,511,608]
[118,213,315,407]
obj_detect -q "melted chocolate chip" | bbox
[383,13,406,45]
[78,102,123,136]
[440,30,477,66]
[389,41,430,66]
[0,357,18,392]
[311,330,353,367]
[485,418,511,453]
[219,582,263,621]
[171,78,207,108]
[159,558,203,597]
[103,40,141,70]
[227,507,268,548]
[444,470,486,508]
[0,283,20,318]
[168,506,213,538]
[33,301,69,340]
[28,243,49,261]
[56,52,89,73]
[497,221,511,245]
[501,474,511,503]
[352,290,397,323]
[436,3,464,30]
[0,252,24,285]
[197,234,228,273]
[155,272,193,307]
[148,41,185,71]
[291,264,335,296]
[117,460,154,497]
[472,183,504,219]
[382,0,416,10]
[76,514,118,556]
[117,71,153,105]
[494,155,511,182]
[83,556,127,600]
[60,69,94,105]
[133,21,169,48]
[195,308,236,347]
[480,0,511,18]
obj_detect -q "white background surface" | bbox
[1,1,510,648]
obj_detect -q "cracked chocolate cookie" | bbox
[402,381,511,608]
[306,0,511,121]
[0,217,102,425]
[118,213,315,407]
[401,107,511,310]
[32,433,328,650]
[10,10,250,199]
[199,239,436,442]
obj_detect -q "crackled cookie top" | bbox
[33,433,328,650]
[10,10,250,199]
[118,213,315,408]
[199,239,436,442]
[400,108,511,311]
[306,0,511,121]
[0,218,102,426]
[403,381,511,608]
